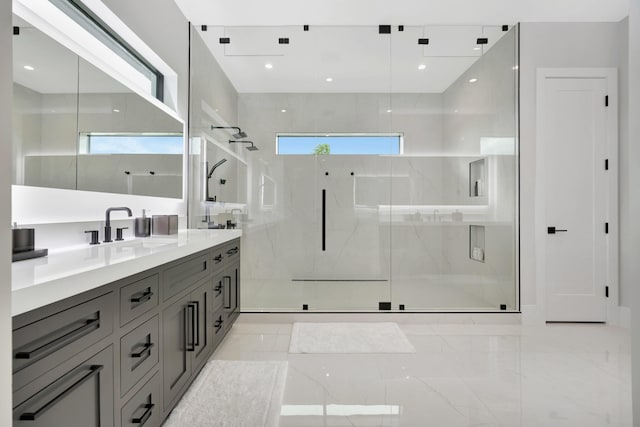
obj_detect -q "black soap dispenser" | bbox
[134,209,151,237]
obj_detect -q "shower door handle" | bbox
[547,226,568,234]
[322,189,326,251]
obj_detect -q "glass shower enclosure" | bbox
[188,24,519,312]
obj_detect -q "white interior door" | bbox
[539,75,611,322]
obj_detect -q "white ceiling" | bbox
[175,0,629,26]
[180,0,628,94]
[198,25,509,93]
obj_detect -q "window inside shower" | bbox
[276,134,403,155]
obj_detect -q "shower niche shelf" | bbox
[469,224,485,263]
[469,158,486,197]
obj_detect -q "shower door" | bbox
[286,154,392,310]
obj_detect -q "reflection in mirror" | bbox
[76,58,183,198]
[12,18,78,189]
[12,15,184,199]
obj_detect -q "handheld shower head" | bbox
[207,158,227,179]
[229,140,259,151]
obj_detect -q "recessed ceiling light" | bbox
[23,65,34,71]
[281,109,287,113]
[469,78,478,83]
[418,64,426,71]
[473,47,481,51]
[325,77,333,82]
[113,109,120,112]
[386,109,392,113]
[265,63,273,69]
[512,65,519,70]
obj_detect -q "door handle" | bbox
[223,276,232,309]
[322,189,326,251]
[547,226,568,234]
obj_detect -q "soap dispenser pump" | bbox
[134,209,151,237]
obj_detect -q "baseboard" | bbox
[521,304,545,325]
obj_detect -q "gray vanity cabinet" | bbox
[12,240,241,427]
[161,292,192,409]
[162,278,215,409]
[223,261,241,326]
[13,346,114,427]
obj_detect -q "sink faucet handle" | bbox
[84,230,100,245]
[115,227,128,241]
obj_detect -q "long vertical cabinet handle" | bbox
[322,189,326,251]
[223,276,232,309]
[191,301,200,347]
[186,305,196,352]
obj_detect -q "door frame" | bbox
[535,68,619,324]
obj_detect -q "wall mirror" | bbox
[12,15,184,199]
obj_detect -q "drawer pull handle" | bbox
[19,365,103,421]
[214,282,223,296]
[131,342,155,358]
[132,403,155,425]
[214,317,224,333]
[223,276,232,309]
[130,289,154,304]
[226,247,238,255]
[214,254,223,263]
[15,318,100,360]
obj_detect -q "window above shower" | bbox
[276,134,403,155]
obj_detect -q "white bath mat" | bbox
[289,322,416,353]
[164,360,288,427]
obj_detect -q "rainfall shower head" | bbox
[211,126,248,139]
[229,140,259,151]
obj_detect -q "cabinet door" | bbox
[162,294,191,409]
[189,280,213,371]
[13,346,113,427]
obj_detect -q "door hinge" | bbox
[605,95,609,107]
[605,286,609,298]
[605,159,609,170]
[605,222,609,234]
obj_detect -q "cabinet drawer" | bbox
[120,274,159,326]
[210,245,226,272]
[121,371,162,427]
[212,308,227,345]
[121,316,159,396]
[163,252,210,301]
[13,293,114,392]
[212,273,225,311]
[13,346,113,427]
[224,241,240,263]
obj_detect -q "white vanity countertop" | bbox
[12,229,242,317]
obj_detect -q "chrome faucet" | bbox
[227,208,243,215]
[104,207,132,243]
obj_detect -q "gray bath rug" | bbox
[163,360,288,427]
[289,322,416,353]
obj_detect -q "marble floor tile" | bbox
[208,320,632,426]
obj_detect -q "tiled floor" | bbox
[211,316,632,426]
